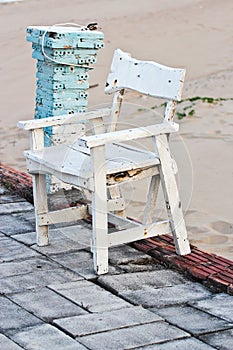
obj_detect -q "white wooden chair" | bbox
[18,49,191,275]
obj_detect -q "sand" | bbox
[0,0,233,259]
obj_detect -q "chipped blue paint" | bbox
[27,25,104,191]
[36,88,89,99]
[36,72,90,82]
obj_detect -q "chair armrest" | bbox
[79,122,179,148]
[17,108,111,130]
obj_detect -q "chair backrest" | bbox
[104,49,185,128]
[105,49,185,101]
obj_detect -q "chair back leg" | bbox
[108,186,126,217]
[156,134,190,255]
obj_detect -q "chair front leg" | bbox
[91,145,109,275]
[156,134,191,255]
[33,174,49,246]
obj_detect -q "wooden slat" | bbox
[108,220,170,247]
[38,199,125,226]
[17,108,111,130]
[90,117,106,135]
[107,212,140,230]
[52,123,85,145]
[38,205,88,226]
[26,159,94,191]
[107,197,125,212]
[105,49,185,101]
[79,122,179,148]
[164,100,177,122]
[107,89,124,132]
[107,166,159,185]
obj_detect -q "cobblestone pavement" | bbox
[1,185,233,350]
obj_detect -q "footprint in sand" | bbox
[211,221,233,235]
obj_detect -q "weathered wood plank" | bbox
[108,220,170,247]
[17,108,111,130]
[79,122,179,148]
[107,89,124,132]
[105,49,185,101]
[38,205,88,226]
[89,116,106,135]
[38,199,125,226]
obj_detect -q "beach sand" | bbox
[0,0,233,258]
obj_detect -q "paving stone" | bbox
[108,245,160,266]
[153,305,233,335]
[50,250,102,280]
[98,270,187,293]
[12,324,87,350]
[14,210,35,223]
[0,186,8,195]
[53,224,92,244]
[0,334,24,350]
[54,306,162,337]
[0,297,42,333]
[120,282,212,308]
[14,224,92,248]
[199,329,233,350]
[0,214,35,235]
[0,202,33,214]
[0,263,81,294]
[51,250,122,280]
[12,231,36,245]
[49,280,131,313]
[0,237,39,263]
[8,287,87,322]
[190,293,233,322]
[136,337,217,349]
[0,194,26,204]
[31,224,92,255]
[0,256,66,279]
[78,321,190,350]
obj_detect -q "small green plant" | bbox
[188,109,195,116]
[5,181,12,190]
[177,112,186,120]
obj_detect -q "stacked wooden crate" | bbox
[26,25,104,191]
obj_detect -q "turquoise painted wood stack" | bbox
[26,25,104,143]
[26,25,104,191]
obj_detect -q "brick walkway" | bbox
[1,184,233,349]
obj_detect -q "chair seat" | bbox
[25,142,160,181]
